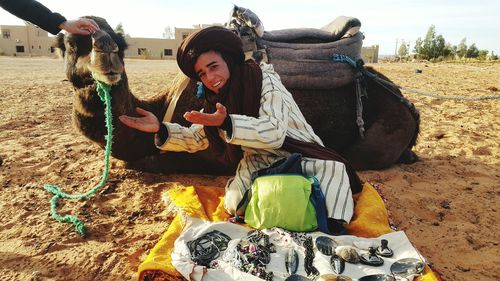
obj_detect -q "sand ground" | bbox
[0,56,498,281]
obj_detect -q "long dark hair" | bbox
[201,52,263,165]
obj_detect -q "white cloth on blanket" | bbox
[172,217,425,281]
[156,63,353,223]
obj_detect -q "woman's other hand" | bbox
[119,107,160,133]
[184,103,227,126]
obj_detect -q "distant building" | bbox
[0,22,201,59]
[0,22,379,63]
[361,44,379,63]
[0,22,56,56]
[124,27,201,60]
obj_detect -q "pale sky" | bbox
[1,0,499,56]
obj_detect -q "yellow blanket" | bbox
[137,182,441,281]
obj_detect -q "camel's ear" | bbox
[114,32,128,51]
[53,33,66,57]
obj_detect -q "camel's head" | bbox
[55,16,128,86]
[86,30,124,84]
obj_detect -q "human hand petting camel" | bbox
[119,103,227,132]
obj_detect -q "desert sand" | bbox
[0,56,498,281]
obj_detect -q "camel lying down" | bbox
[54,17,419,174]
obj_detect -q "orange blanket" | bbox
[137,182,440,281]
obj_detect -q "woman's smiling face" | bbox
[194,50,230,94]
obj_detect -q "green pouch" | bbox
[244,174,318,232]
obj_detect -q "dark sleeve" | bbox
[157,123,169,144]
[0,0,67,35]
[219,115,233,138]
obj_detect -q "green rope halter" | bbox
[44,80,113,235]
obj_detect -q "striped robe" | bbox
[156,64,354,223]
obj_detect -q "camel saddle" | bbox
[229,5,364,90]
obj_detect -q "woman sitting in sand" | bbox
[119,26,362,233]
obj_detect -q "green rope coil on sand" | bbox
[44,80,113,235]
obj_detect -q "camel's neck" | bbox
[69,73,94,89]
[109,73,129,91]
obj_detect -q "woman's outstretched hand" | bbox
[119,107,160,133]
[184,102,227,126]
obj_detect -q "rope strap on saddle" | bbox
[332,54,421,139]
[333,54,500,103]
[331,54,371,139]
[43,80,113,235]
